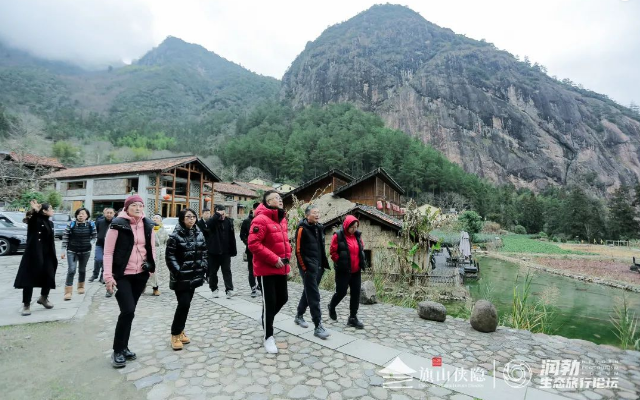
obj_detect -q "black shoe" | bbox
[347,316,365,329]
[328,304,337,321]
[111,351,126,368]
[123,348,137,360]
[88,276,96,283]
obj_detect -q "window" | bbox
[126,178,139,193]
[67,181,86,190]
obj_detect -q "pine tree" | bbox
[608,186,640,239]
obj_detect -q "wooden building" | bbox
[0,151,65,206]
[332,168,405,218]
[213,182,259,218]
[282,169,353,210]
[42,156,220,217]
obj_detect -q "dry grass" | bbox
[531,257,640,285]
[556,244,640,260]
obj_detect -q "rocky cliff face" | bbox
[282,4,640,192]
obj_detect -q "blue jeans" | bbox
[92,246,104,281]
[66,251,91,286]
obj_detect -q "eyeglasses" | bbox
[184,215,197,219]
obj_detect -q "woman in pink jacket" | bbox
[103,195,156,368]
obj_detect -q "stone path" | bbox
[0,241,101,326]
[3,236,639,399]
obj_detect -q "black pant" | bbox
[171,289,195,335]
[91,245,104,281]
[330,270,361,318]
[208,253,233,292]
[246,251,261,290]
[297,267,324,326]
[23,287,51,305]
[260,275,288,339]
[113,272,149,352]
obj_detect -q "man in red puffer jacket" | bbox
[248,190,291,354]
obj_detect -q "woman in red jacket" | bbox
[328,215,366,329]
[248,190,291,354]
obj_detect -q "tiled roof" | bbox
[321,204,439,242]
[214,182,258,197]
[321,204,404,231]
[41,155,221,181]
[333,167,405,196]
[2,151,65,169]
[232,181,274,192]
[282,169,354,200]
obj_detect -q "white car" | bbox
[163,218,179,235]
[0,212,28,228]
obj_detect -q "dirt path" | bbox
[0,298,145,400]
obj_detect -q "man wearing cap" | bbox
[206,204,237,298]
[240,202,261,297]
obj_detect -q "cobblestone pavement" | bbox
[96,287,478,400]
[234,249,639,400]
[4,236,639,399]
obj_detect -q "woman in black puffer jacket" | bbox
[165,208,208,350]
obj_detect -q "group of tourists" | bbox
[13,189,368,367]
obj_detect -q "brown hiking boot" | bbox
[179,331,190,344]
[77,282,85,294]
[171,335,183,350]
[64,286,72,301]
[152,288,160,296]
[37,296,54,309]
[22,304,31,316]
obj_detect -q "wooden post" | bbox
[155,173,160,214]
[171,168,177,217]
[199,172,204,214]
[186,163,191,212]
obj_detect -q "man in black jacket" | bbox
[206,204,237,298]
[240,202,261,297]
[294,204,331,339]
[196,208,211,241]
[90,207,114,284]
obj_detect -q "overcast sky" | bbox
[0,0,638,106]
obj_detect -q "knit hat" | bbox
[124,194,144,211]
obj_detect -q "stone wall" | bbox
[93,178,128,196]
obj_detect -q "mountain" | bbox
[0,37,280,149]
[281,4,640,192]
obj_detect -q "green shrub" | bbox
[514,225,527,234]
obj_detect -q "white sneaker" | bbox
[212,289,219,298]
[264,336,278,354]
[226,290,234,299]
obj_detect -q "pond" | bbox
[445,256,640,346]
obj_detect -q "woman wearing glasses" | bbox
[165,208,208,350]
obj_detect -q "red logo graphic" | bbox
[432,357,442,367]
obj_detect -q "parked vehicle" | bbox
[0,212,28,228]
[52,213,72,238]
[0,219,27,256]
[163,217,179,235]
